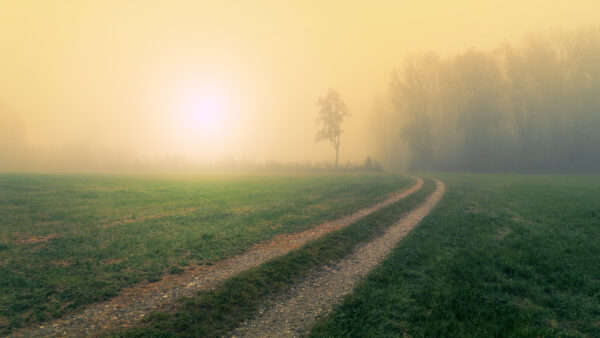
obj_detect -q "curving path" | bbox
[10,177,423,337]
[231,179,445,337]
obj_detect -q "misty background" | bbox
[1,1,599,172]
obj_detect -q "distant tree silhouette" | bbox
[378,26,600,173]
[315,89,350,168]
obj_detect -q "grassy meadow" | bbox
[0,173,411,332]
[311,174,600,337]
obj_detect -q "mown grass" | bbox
[311,174,600,337]
[112,179,436,337]
[0,173,411,333]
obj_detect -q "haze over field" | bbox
[1,1,600,171]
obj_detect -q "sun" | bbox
[186,92,227,130]
[177,86,231,140]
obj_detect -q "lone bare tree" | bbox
[315,89,350,168]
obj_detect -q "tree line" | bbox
[377,26,600,173]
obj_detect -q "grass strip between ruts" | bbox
[112,178,436,337]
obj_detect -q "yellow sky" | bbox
[1,0,599,165]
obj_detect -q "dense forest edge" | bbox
[371,26,600,173]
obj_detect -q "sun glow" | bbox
[176,85,232,142]
[166,73,247,159]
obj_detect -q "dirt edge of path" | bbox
[10,177,424,338]
[230,178,445,338]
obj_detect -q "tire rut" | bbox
[231,179,445,338]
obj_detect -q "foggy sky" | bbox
[1,0,599,170]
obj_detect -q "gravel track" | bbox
[231,179,445,338]
[9,178,423,337]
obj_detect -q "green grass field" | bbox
[0,173,411,333]
[311,174,600,337]
[4,173,598,337]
